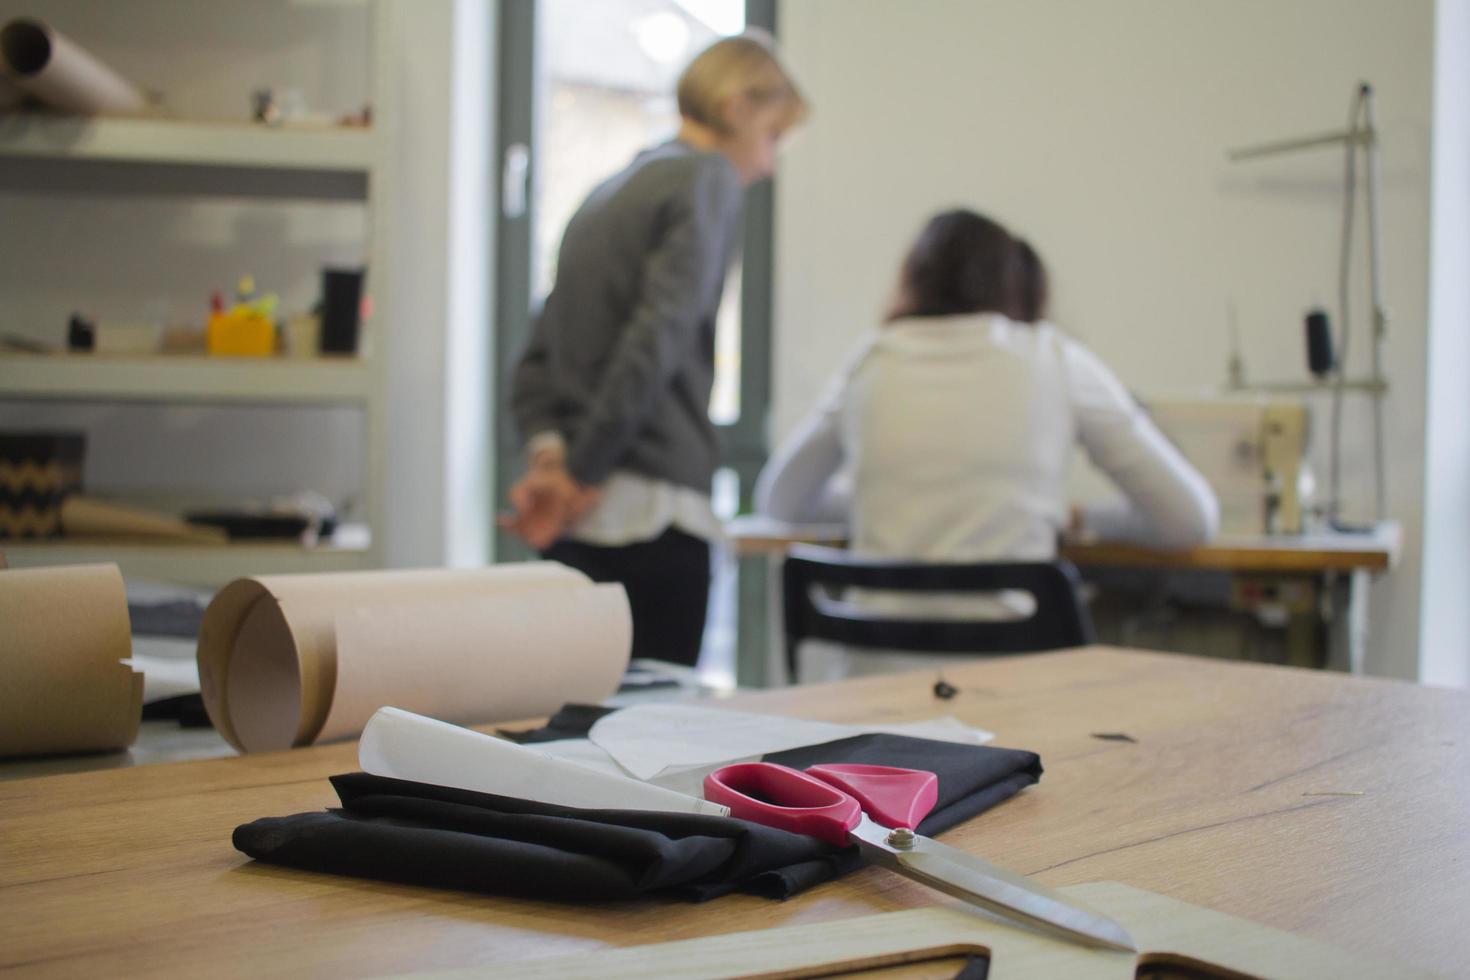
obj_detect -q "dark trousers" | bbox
[543,528,711,667]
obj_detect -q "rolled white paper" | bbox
[359,707,730,817]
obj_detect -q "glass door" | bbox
[493,0,775,564]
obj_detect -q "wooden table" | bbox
[725,518,1400,569]
[2,648,1465,978]
[726,518,1401,684]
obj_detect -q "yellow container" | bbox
[207,310,276,357]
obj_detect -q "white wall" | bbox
[1421,0,1470,688]
[377,0,493,569]
[376,0,449,569]
[774,0,1437,679]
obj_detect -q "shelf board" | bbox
[0,115,376,173]
[0,354,374,405]
[0,538,377,588]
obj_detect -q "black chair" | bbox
[782,544,1096,682]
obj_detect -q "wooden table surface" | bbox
[725,517,1402,573]
[2,648,1465,978]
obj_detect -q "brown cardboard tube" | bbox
[197,563,633,753]
[0,18,145,115]
[0,563,142,757]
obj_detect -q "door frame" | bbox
[490,0,780,562]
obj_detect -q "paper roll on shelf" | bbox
[0,563,142,757]
[198,563,633,753]
[60,496,228,544]
[0,19,146,115]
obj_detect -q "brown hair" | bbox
[676,30,808,135]
[1015,238,1049,323]
[887,210,1023,322]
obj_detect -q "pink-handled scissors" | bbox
[705,762,1136,953]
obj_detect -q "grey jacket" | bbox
[510,141,745,491]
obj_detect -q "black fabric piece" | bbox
[127,599,206,638]
[952,955,991,979]
[139,692,214,728]
[237,772,826,903]
[498,703,616,743]
[233,733,1041,906]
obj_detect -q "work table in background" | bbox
[727,517,1402,685]
[725,516,1401,572]
[1,647,1465,978]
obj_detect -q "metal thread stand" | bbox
[1227,83,1390,525]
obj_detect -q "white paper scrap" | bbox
[586,704,993,782]
[358,707,730,817]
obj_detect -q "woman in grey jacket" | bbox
[504,33,806,667]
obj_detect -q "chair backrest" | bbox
[782,544,1096,682]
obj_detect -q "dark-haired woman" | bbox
[755,210,1217,679]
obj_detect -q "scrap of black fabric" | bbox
[127,599,206,638]
[497,703,615,743]
[952,954,991,979]
[140,692,214,728]
[233,732,1041,906]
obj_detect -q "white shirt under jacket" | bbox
[756,313,1219,564]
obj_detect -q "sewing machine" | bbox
[1145,397,1312,536]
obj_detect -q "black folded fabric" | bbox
[233,732,1041,904]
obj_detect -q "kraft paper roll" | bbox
[197,563,633,753]
[61,496,228,544]
[0,18,145,115]
[0,563,143,757]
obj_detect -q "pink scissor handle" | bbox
[805,764,938,831]
[704,763,862,847]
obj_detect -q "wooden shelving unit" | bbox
[0,4,391,585]
[0,115,375,174]
[0,354,373,405]
[0,536,374,588]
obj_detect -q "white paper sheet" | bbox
[126,636,201,703]
[359,707,729,817]
[585,704,993,782]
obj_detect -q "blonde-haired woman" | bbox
[504,31,807,667]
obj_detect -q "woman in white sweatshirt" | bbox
[755,211,1217,676]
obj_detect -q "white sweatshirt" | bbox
[756,314,1219,561]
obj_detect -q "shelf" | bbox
[0,354,374,405]
[0,538,377,588]
[0,115,377,173]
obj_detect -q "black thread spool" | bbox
[1305,308,1335,378]
[320,267,365,355]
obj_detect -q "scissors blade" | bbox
[849,818,1136,953]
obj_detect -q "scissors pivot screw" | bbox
[886,827,917,849]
